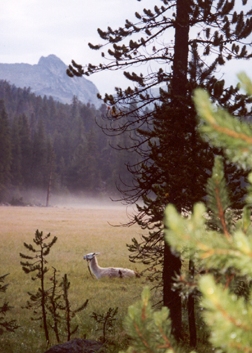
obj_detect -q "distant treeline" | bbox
[0,80,136,204]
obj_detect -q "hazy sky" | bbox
[1,0,251,95]
[0,0,154,94]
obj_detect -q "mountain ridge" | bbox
[0,54,101,107]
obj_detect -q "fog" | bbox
[49,192,127,209]
[1,188,138,211]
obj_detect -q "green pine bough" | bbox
[122,287,177,353]
[121,73,252,353]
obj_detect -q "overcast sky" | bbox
[1,0,251,95]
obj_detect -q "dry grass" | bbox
[0,204,150,352]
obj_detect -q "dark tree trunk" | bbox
[162,0,190,341]
[163,241,182,341]
[171,0,190,99]
[187,259,197,347]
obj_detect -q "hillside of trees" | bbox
[0,80,137,205]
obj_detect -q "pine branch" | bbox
[0,274,19,335]
[19,253,36,260]
[199,275,252,352]
[206,156,231,237]
[165,203,252,276]
[0,274,9,293]
[193,82,252,169]
[122,287,177,353]
[73,299,89,314]
[237,72,252,96]
[23,243,37,252]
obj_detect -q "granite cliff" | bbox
[0,55,101,107]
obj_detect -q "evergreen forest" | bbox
[0,80,137,205]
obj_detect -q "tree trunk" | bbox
[187,259,197,347]
[171,0,190,99]
[40,248,50,343]
[163,241,182,341]
[46,168,52,207]
[162,0,190,340]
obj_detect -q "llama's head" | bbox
[83,252,99,261]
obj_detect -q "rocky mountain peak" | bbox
[38,55,66,75]
[0,55,101,107]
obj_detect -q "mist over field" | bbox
[2,187,129,208]
[47,192,124,208]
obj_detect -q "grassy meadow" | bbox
[0,204,152,353]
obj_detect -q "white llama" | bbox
[83,252,137,279]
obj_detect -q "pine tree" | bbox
[30,119,47,189]
[60,274,89,341]
[20,230,58,343]
[121,73,252,353]
[10,117,22,188]
[164,73,252,351]
[45,139,56,207]
[18,114,32,188]
[0,274,19,335]
[67,0,252,340]
[0,101,12,199]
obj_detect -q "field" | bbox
[0,203,151,353]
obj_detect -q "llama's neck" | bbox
[89,257,102,278]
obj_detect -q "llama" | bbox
[83,252,136,279]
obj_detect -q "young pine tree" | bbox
[0,274,19,335]
[20,231,89,344]
[60,273,89,342]
[20,230,57,343]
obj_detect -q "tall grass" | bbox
[0,204,149,352]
